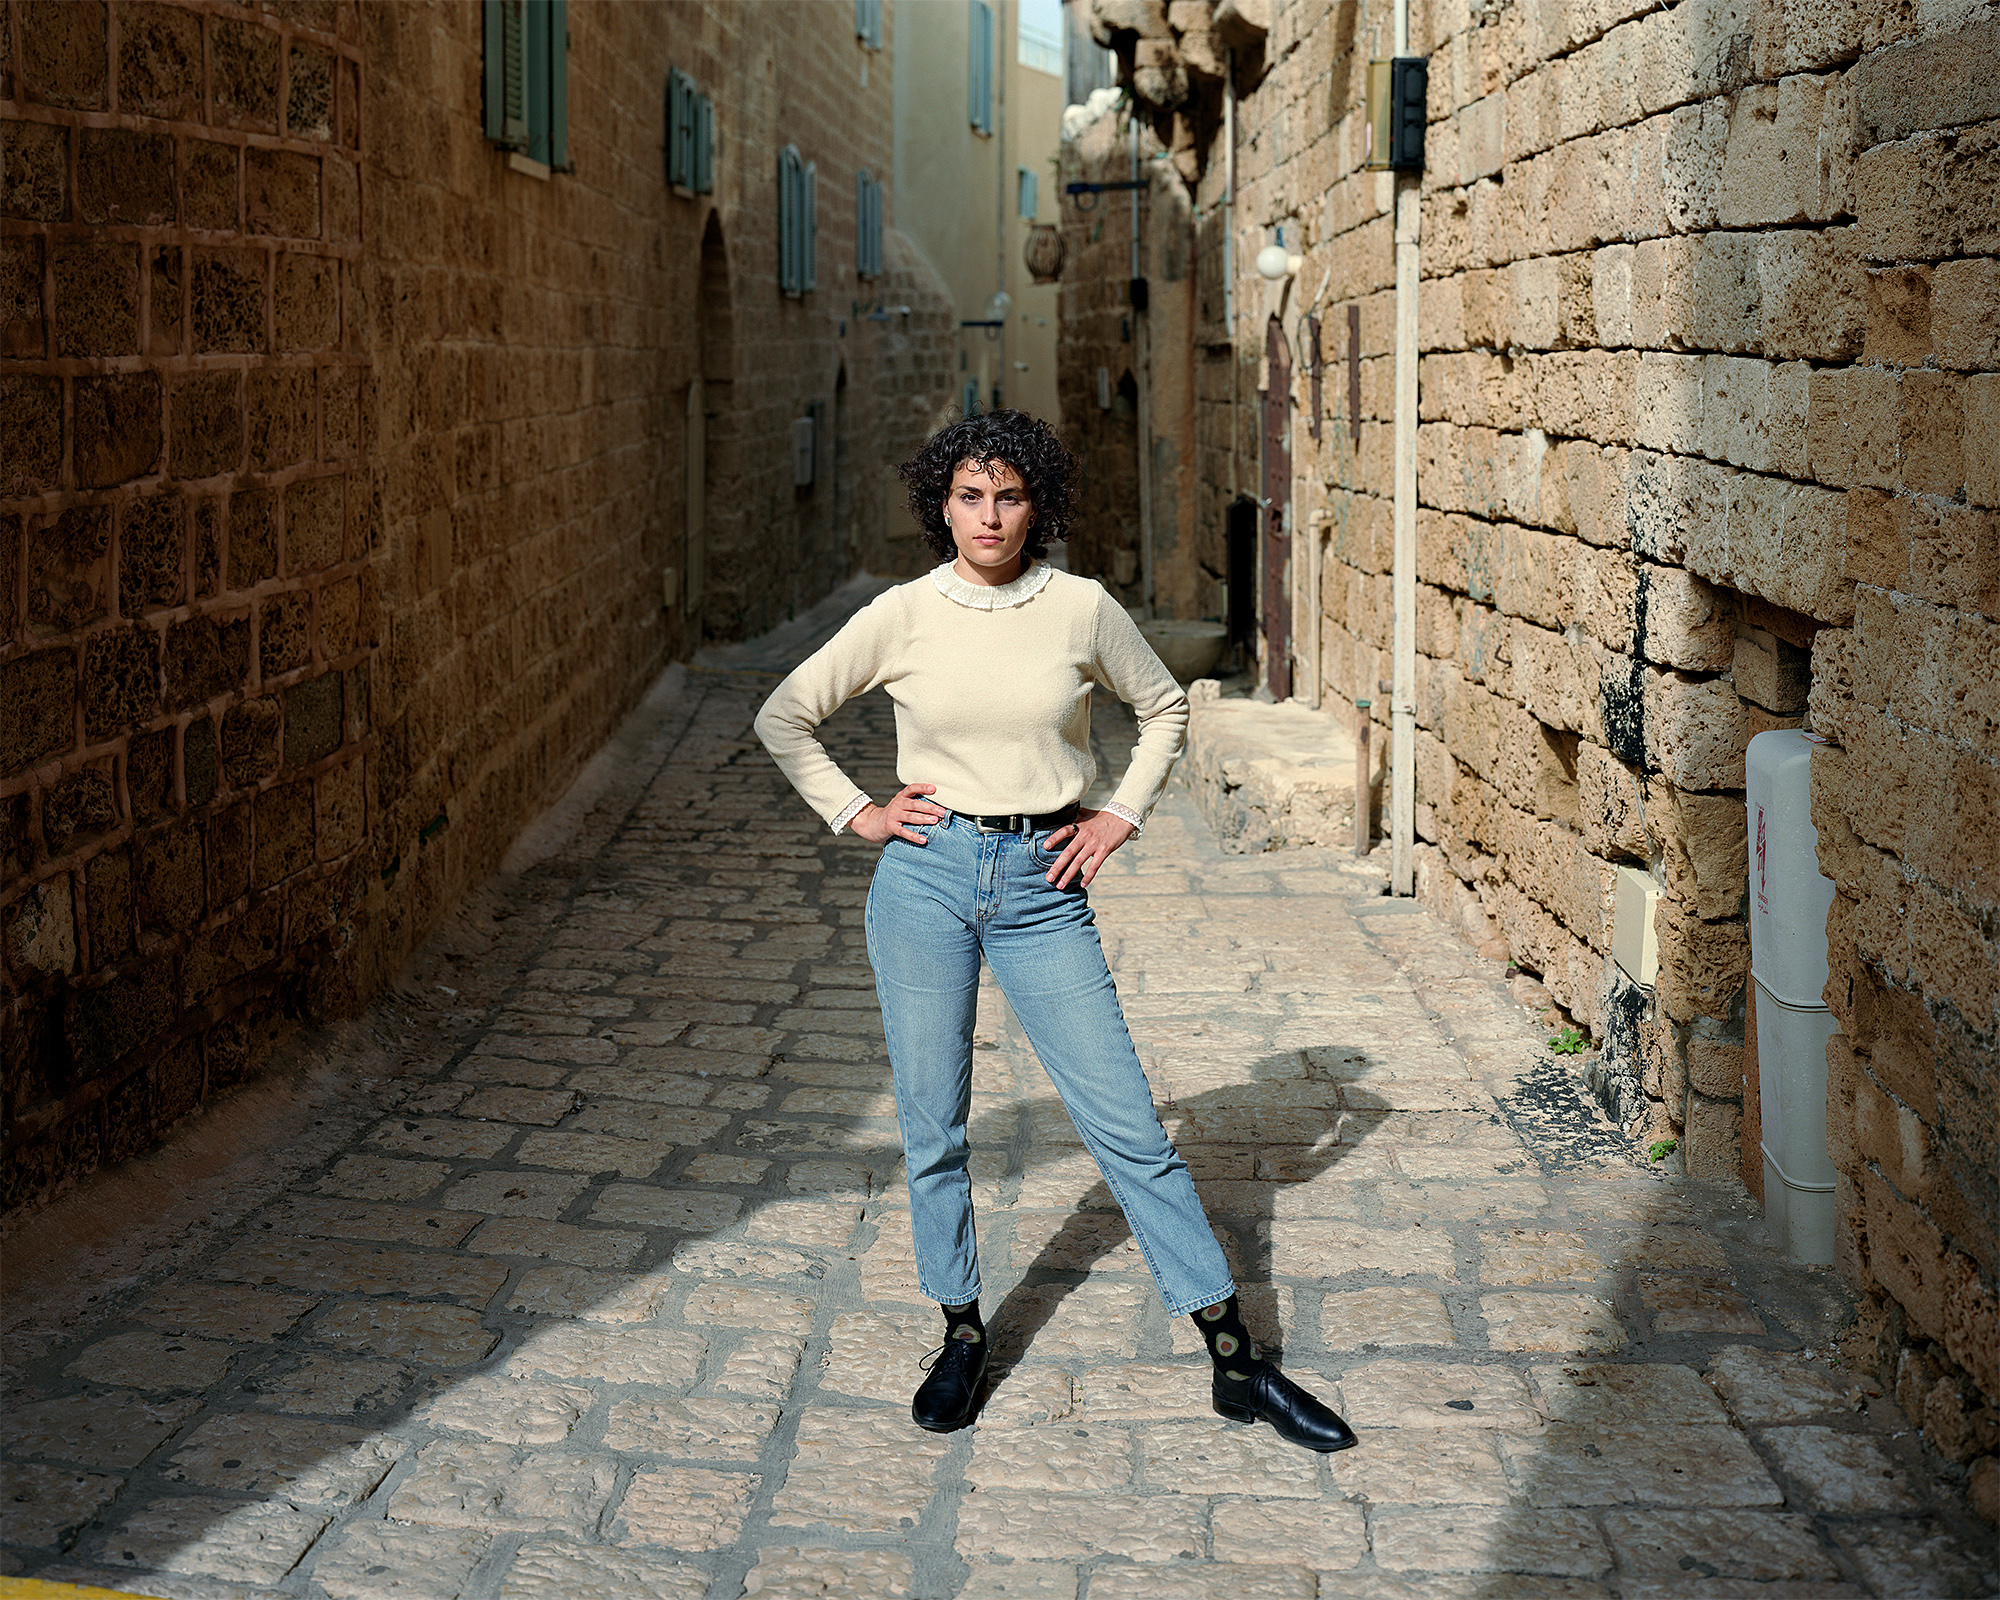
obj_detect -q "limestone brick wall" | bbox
[3,0,955,1217]
[1086,0,1998,1473]
[3,0,369,1210]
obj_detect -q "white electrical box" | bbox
[1612,865,1660,987]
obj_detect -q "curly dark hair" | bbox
[896,409,1077,563]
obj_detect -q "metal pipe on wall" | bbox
[1390,0,1419,896]
[1225,51,1236,501]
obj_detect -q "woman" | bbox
[754,410,1354,1452]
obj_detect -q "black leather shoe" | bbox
[1214,1365,1358,1453]
[911,1336,990,1432]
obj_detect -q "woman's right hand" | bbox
[847,783,946,845]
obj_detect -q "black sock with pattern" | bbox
[942,1299,984,1348]
[1190,1294,1266,1396]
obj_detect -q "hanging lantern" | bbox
[1023,223,1067,285]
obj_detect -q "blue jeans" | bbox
[864,809,1236,1317]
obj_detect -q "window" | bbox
[1017,0,1062,75]
[483,0,569,169]
[1017,166,1038,219]
[666,70,715,193]
[856,169,884,279]
[855,0,883,50]
[779,145,817,297]
[968,0,994,135]
[961,379,981,417]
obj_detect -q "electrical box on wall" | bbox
[1612,865,1661,987]
[1364,56,1428,172]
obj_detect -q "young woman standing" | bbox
[754,411,1354,1453]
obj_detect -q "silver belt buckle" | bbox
[974,813,1026,834]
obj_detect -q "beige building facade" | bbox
[1066,0,1999,1505]
[893,0,1066,482]
[1,0,956,1216]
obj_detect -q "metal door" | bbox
[1262,316,1292,700]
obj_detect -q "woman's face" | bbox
[944,458,1032,584]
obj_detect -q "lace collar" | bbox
[928,560,1055,611]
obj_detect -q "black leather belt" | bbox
[954,802,1079,835]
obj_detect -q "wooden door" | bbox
[1262,316,1292,700]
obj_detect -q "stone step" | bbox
[1184,681,1373,853]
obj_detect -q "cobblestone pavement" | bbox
[4,587,1995,1600]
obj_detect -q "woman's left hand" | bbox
[1043,807,1135,889]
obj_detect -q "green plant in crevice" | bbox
[1648,1137,1679,1165]
[1547,1025,1587,1055]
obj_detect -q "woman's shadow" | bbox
[970,1045,1405,1403]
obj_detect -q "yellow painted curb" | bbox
[0,1580,168,1600]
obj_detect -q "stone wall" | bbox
[1079,0,1998,1491]
[2,0,954,1217]
[4,0,370,1209]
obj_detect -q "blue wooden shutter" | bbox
[484,0,527,147]
[969,1,993,134]
[1017,166,1037,218]
[547,0,568,169]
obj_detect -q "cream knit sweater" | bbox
[754,562,1189,829]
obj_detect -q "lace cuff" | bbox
[1101,800,1144,835]
[830,793,872,835]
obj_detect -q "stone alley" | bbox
[2,584,1993,1600]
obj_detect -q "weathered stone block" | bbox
[18,0,109,109]
[170,370,244,480]
[119,492,184,616]
[261,590,310,678]
[77,126,175,225]
[1864,265,1931,366]
[246,148,321,238]
[212,17,281,132]
[222,695,281,786]
[73,372,161,488]
[228,485,276,585]
[1807,365,1897,489]
[1732,625,1809,713]
[1852,124,2000,263]
[1930,256,1999,372]
[247,367,316,471]
[52,239,137,357]
[1853,16,2000,148]
[1653,895,1749,1024]
[1899,370,1964,497]
[118,3,203,119]
[1639,564,1735,671]
[182,139,240,230]
[3,648,77,776]
[0,118,68,221]
[1646,669,1748,792]
[82,627,158,737]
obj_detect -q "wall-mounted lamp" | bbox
[1255,227,1301,280]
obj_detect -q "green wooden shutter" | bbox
[779,145,801,295]
[694,92,714,193]
[484,0,528,147]
[547,0,568,170]
[803,160,818,292]
[667,70,691,187]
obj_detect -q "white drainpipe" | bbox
[1746,729,1840,1264]
[1389,0,1419,895]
